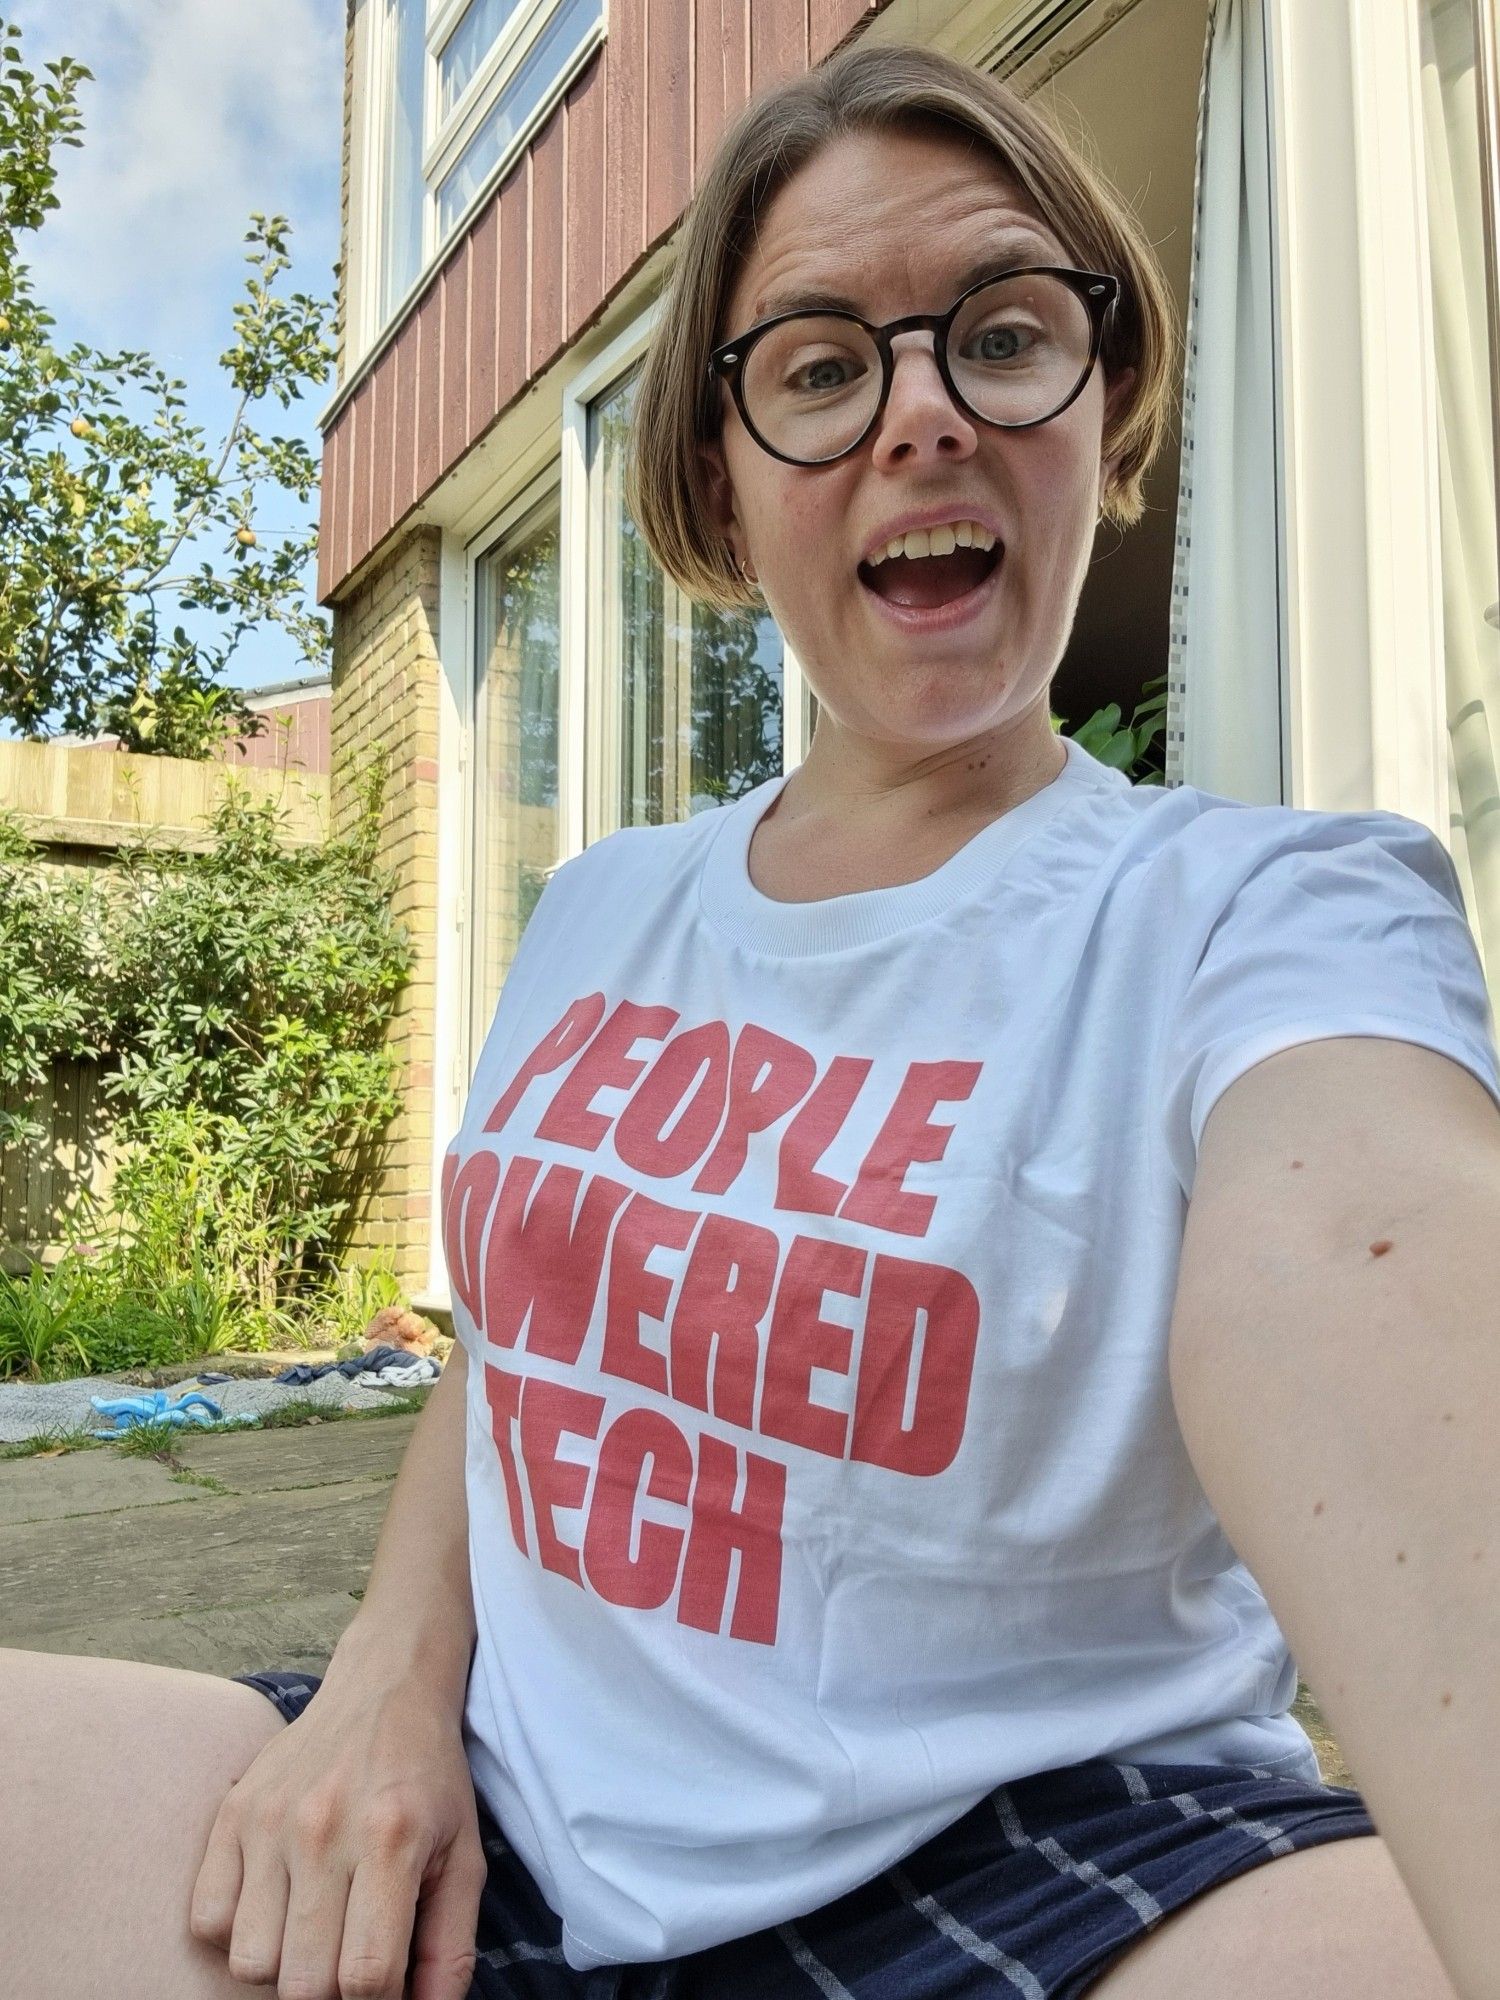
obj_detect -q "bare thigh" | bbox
[1089,1833,1458,1999]
[0,1644,290,2000]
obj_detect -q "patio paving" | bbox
[0,1413,419,1677]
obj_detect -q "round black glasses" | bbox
[706,267,1121,468]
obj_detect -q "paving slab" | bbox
[0,1450,204,1526]
[2,1474,396,1664]
[1,1415,419,1678]
[24,1590,369,1679]
[175,1412,420,1493]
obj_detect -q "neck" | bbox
[779,693,1066,832]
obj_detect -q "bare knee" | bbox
[0,1646,289,2000]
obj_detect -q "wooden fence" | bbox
[1,742,330,1268]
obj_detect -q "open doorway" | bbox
[1006,0,1212,772]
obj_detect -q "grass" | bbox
[0,1422,102,1460]
[0,1383,433,1461]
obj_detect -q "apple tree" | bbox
[0,18,337,755]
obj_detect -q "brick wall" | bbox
[330,527,441,1290]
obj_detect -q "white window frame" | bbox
[1265,0,1450,826]
[344,0,607,380]
[559,300,811,851]
[459,465,568,1076]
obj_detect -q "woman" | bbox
[5,40,1497,2000]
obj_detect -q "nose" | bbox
[868,329,979,468]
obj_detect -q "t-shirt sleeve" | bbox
[1157,807,1500,1199]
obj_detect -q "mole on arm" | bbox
[1369,1239,1393,1257]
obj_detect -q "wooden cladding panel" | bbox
[333,383,356,587]
[693,0,750,194]
[751,0,807,92]
[370,332,397,547]
[415,288,444,498]
[351,375,375,562]
[530,106,567,377]
[497,161,531,410]
[322,0,895,603]
[317,420,341,604]
[467,201,501,447]
[646,0,694,244]
[391,313,421,521]
[810,0,878,60]
[602,0,647,301]
[565,53,607,349]
[440,239,471,473]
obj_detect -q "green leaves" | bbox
[1,772,409,1345]
[0,17,337,751]
[1053,675,1170,785]
[0,808,100,1144]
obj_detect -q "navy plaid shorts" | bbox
[233,1669,1376,1998]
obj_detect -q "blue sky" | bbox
[10,0,345,691]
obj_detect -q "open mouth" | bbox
[857,542,1003,610]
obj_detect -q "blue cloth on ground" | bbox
[272,1344,419,1386]
[88,1389,260,1438]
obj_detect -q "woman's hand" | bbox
[189,1661,488,2000]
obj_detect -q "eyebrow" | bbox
[750,233,1061,321]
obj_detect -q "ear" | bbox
[697,437,745,564]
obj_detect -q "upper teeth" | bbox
[868,521,999,565]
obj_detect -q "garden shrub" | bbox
[0,766,411,1377]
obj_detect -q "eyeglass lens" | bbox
[739,274,1095,463]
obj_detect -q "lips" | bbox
[857,542,1002,609]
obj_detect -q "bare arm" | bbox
[192,1340,486,1998]
[325,1337,478,1709]
[1167,1036,1500,1999]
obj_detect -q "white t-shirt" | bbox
[443,733,1500,1971]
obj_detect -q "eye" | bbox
[784,351,866,395]
[968,322,1043,364]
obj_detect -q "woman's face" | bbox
[701,125,1134,763]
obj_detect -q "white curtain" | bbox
[1420,0,1500,991]
[1165,0,1284,803]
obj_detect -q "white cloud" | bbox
[11,0,343,361]
[5,0,345,689]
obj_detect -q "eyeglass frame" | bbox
[705,266,1122,468]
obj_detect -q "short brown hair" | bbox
[625,40,1180,613]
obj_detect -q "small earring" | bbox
[740,555,759,585]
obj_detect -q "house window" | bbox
[377,0,427,326]
[438,0,527,120]
[470,502,562,1051]
[364,0,606,354]
[1420,0,1500,988]
[588,365,786,830]
[437,0,603,236]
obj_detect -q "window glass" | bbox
[1420,0,1500,991]
[589,367,786,828]
[438,0,526,122]
[471,511,562,1053]
[380,0,427,323]
[436,0,601,237]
